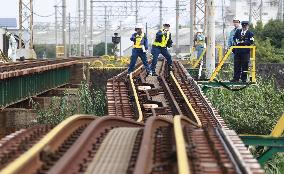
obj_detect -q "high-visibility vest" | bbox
[153,29,170,48]
[133,33,145,48]
[196,34,205,46]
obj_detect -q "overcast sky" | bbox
[0,0,228,28]
[0,0,76,22]
[0,0,195,22]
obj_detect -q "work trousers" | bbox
[233,53,250,82]
[150,46,172,73]
[196,45,204,59]
[128,48,150,74]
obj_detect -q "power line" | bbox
[33,12,55,18]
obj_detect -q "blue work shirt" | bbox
[228,27,241,48]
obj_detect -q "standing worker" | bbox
[227,17,241,63]
[127,23,151,75]
[227,17,241,49]
[194,29,206,60]
[231,21,254,82]
[150,22,173,76]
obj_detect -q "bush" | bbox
[31,82,106,125]
[205,78,284,134]
[255,39,284,63]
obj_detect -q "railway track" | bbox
[0,126,52,170]
[0,115,95,174]
[0,59,264,174]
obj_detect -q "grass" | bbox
[204,78,284,173]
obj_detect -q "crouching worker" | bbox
[127,23,151,76]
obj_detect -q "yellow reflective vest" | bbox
[133,33,145,49]
[153,29,170,48]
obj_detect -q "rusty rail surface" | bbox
[0,115,96,174]
[0,126,52,170]
[47,116,144,174]
[134,116,175,174]
[172,61,226,128]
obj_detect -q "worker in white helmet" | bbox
[127,23,151,75]
[194,29,206,60]
[150,22,173,75]
[227,17,241,49]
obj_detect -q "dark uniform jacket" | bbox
[233,29,254,54]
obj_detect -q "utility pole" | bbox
[260,0,263,22]
[119,20,122,57]
[105,6,108,55]
[78,0,81,56]
[159,0,162,28]
[205,0,215,78]
[189,0,195,48]
[249,0,252,24]
[176,0,180,56]
[55,5,58,45]
[30,0,34,50]
[278,0,284,21]
[84,0,87,56]
[68,13,71,57]
[135,0,138,24]
[62,0,66,57]
[90,0,94,56]
[222,0,226,47]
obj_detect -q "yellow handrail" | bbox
[216,45,223,63]
[271,114,284,137]
[192,48,206,68]
[209,46,256,82]
[170,72,202,127]
[192,45,223,68]
[174,115,190,174]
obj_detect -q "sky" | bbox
[0,0,77,23]
[0,0,197,25]
[0,0,228,29]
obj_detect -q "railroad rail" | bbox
[0,115,96,174]
[0,59,264,174]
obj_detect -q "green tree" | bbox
[251,20,284,63]
[93,42,114,56]
[251,21,264,37]
[261,20,284,48]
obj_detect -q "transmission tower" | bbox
[19,0,34,49]
[190,0,207,47]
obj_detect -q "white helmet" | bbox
[135,23,143,29]
[233,17,240,23]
